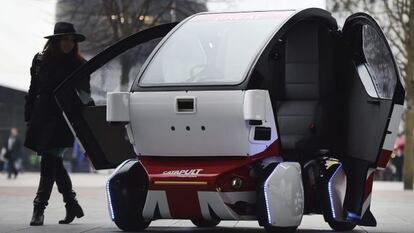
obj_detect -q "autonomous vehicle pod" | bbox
[55,8,405,233]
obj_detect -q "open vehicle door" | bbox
[341,13,404,167]
[55,23,177,169]
[339,13,404,218]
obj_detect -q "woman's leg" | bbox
[55,157,75,202]
[30,155,58,226]
[55,156,84,224]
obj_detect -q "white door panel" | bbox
[129,90,277,157]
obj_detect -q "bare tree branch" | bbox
[389,24,406,45]
[384,0,402,22]
[149,0,175,27]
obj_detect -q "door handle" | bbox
[176,97,196,113]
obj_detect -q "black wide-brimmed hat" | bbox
[44,22,85,42]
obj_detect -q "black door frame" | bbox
[54,23,178,169]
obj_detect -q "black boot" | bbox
[59,200,84,224]
[30,205,45,226]
[55,156,84,224]
[30,174,54,226]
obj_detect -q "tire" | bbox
[115,218,151,232]
[328,220,356,231]
[191,219,220,227]
[264,225,297,233]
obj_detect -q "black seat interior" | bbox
[275,21,336,162]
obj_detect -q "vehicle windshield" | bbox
[139,11,294,86]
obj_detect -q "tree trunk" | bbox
[403,105,414,190]
[403,0,414,190]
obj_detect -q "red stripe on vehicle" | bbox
[141,139,281,191]
[363,172,374,201]
[377,149,392,168]
[165,189,202,219]
[140,139,281,219]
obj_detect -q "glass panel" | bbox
[77,38,162,105]
[362,25,397,99]
[357,64,378,98]
[140,11,294,86]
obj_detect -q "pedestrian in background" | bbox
[0,142,6,173]
[393,133,405,181]
[4,127,22,179]
[24,22,89,226]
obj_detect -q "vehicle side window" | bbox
[362,24,397,99]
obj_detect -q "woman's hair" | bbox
[42,37,84,62]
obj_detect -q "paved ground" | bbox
[0,172,413,233]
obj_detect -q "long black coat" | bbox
[24,53,87,153]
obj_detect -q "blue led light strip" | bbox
[327,164,342,220]
[346,211,362,221]
[106,181,115,220]
[105,159,136,221]
[263,167,279,225]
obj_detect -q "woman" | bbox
[24,22,88,226]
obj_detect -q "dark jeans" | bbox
[7,158,18,178]
[34,153,76,207]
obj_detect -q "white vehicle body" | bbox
[55,8,405,233]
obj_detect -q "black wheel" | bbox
[115,218,151,232]
[191,218,220,227]
[110,164,150,232]
[328,220,356,231]
[264,225,297,233]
